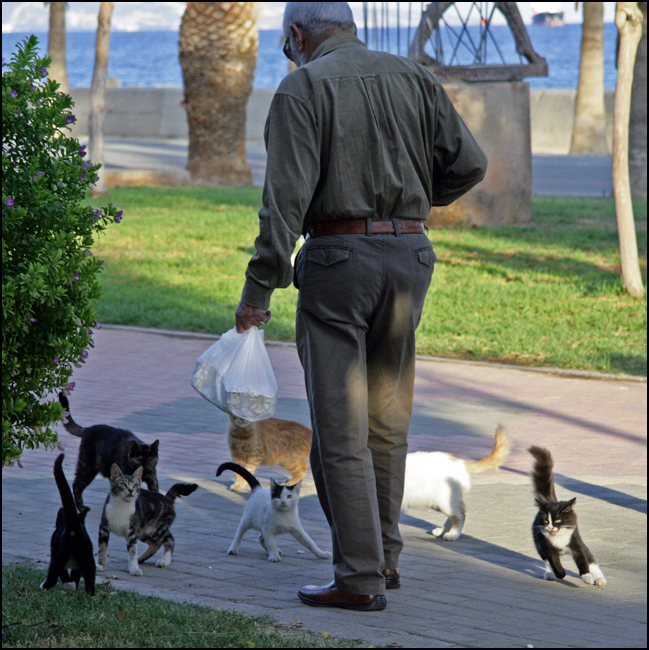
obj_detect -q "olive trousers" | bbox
[295,232,435,595]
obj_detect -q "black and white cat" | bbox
[529,446,606,586]
[97,464,198,576]
[216,462,332,562]
[41,454,96,595]
[59,392,159,509]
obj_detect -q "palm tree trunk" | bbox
[613,2,645,298]
[48,2,68,94]
[570,2,608,154]
[629,2,647,199]
[179,2,258,185]
[89,2,113,198]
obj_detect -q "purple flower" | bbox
[92,209,102,222]
[74,272,81,281]
[88,338,95,348]
[79,144,87,157]
[82,161,91,169]
[53,355,59,366]
[99,260,104,266]
[81,170,87,182]
[37,171,45,176]
[64,114,75,124]
[40,67,47,77]
[4,197,15,209]
[92,175,99,183]
[114,210,123,224]
[29,314,37,323]
[30,83,36,89]
[64,381,76,396]
[85,249,93,256]
[94,320,102,330]
[10,89,17,97]
[81,350,89,359]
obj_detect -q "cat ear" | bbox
[111,464,123,480]
[128,440,141,456]
[150,440,159,453]
[133,466,144,480]
[289,480,302,494]
[561,497,577,512]
[535,497,547,509]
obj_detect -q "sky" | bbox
[1,2,619,33]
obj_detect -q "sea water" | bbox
[2,23,619,90]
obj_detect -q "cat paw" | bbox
[318,551,333,560]
[65,582,77,591]
[595,577,607,587]
[130,567,143,576]
[268,554,282,562]
[442,531,461,541]
[96,564,105,572]
[227,548,239,555]
[431,527,444,537]
[581,573,594,585]
[543,571,556,581]
[156,558,171,568]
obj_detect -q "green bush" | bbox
[2,36,121,465]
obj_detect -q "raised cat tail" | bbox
[165,483,199,502]
[528,445,557,502]
[58,393,85,437]
[54,453,84,531]
[465,425,512,474]
[216,462,261,491]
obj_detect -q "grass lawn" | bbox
[86,188,647,376]
[2,563,362,648]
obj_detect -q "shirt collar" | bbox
[308,33,366,64]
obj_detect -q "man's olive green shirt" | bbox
[242,34,488,310]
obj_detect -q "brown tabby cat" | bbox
[227,415,312,491]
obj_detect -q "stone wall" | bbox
[67,86,615,155]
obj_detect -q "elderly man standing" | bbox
[235,2,487,611]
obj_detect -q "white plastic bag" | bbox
[191,326,278,421]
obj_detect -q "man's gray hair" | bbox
[283,2,355,37]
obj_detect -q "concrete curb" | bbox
[100,323,647,383]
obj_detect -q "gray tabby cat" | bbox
[97,464,198,576]
[216,462,331,562]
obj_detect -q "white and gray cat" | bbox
[97,464,198,575]
[216,461,331,562]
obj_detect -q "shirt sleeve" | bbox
[430,81,488,207]
[241,92,320,310]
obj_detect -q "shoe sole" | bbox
[298,593,387,611]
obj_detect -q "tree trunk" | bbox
[48,2,68,94]
[613,2,645,298]
[88,2,113,198]
[179,2,258,185]
[570,2,608,154]
[629,2,647,199]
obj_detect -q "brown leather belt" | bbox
[307,218,426,237]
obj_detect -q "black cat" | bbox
[41,454,96,595]
[59,393,159,509]
[529,446,606,586]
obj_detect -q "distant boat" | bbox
[531,2,565,26]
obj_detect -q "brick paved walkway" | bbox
[2,327,646,648]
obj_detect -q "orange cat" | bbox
[227,415,312,492]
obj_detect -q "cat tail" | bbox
[528,445,557,502]
[165,483,198,502]
[216,462,261,491]
[465,425,512,474]
[54,453,84,531]
[58,393,85,437]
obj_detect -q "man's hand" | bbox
[235,301,272,333]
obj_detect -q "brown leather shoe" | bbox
[383,568,401,590]
[298,581,386,611]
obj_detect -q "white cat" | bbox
[402,426,512,541]
[216,462,332,562]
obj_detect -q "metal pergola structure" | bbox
[360,2,548,82]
